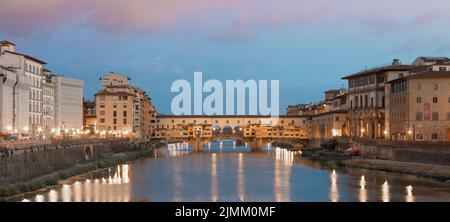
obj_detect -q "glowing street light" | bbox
[37,127,42,132]
[7,126,12,131]
[24,126,29,132]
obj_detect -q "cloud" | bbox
[1,0,450,40]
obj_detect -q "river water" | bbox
[16,141,450,202]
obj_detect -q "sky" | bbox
[1,0,450,114]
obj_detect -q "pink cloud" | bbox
[0,0,449,38]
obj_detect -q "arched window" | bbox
[416,112,423,121]
[416,134,423,140]
[416,97,421,103]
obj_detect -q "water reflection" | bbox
[406,185,414,202]
[48,190,58,202]
[238,153,245,201]
[274,148,292,202]
[35,194,44,202]
[359,175,367,202]
[16,142,450,202]
[211,153,218,202]
[381,181,390,202]
[168,143,191,157]
[330,170,339,202]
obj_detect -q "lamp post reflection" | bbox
[406,185,415,202]
[211,153,218,202]
[381,181,390,202]
[330,170,339,202]
[359,175,367,202]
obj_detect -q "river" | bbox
[16,140,450,202]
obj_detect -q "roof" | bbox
[324,89,340,93]
[406,70,450,79]
[4,50,47,64]
[0,40,15,46]
[416,57,450,63]
[99,72,131,80]
[156,115,309,118]
[342,64,414,79]
[94,90,135,97]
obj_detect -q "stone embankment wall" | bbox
[0,139,151,185]
[309,138,450,165]
[350,139,450,165]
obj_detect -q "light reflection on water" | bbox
[17,141,450,202]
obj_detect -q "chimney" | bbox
[392,58,401,65]
[0,40,16,53]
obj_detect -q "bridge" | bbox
[153,115,310,151]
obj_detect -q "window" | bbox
[100,111,105,115]
[433,97,438,103]
[416,97,421,103]
[113,103,117,108]
[100,118,105,123]
[113,111,117,117]
[113,119,117,124]
[416,112,423,121]
[416,134,423,140]
[113,96,118,101]
[370,97,374,107]
[100,103,105,108]
[123,119,127,124]
[431,133,438,140]
[398,73,403,78]
[99,96,105,101]
[432,112,439,121]
[447,112,450,120]
[123,111,127,117]
[433,84,438,90]
[123,103,127,108]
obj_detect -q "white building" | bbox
[0,66,17,134]
[0,41,34,137]
[42,69,55,136]
[54,76,84,135]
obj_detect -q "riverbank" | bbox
[300,148,450,182]
[0,148,153,198]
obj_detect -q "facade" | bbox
[54,76,84,136]
[0,41,36,137]
[310,89,349,140]
[95,72,155,139]
[342,59,430,139]
[387,64,450,141]
[154,115,310,140]
[0,66,18,135]
[83,100,97,132]
[95,90,134,137]
[42,69,55,137]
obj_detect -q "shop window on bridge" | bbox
[431,133,438,140]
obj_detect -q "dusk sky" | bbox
[1,0,450,114]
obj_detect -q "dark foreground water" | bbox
[16,141,450,202]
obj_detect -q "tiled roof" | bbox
[4,50,47,64]
[406,70,450,79]
[341,65,415,79]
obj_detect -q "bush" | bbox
[321,139,337,150]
